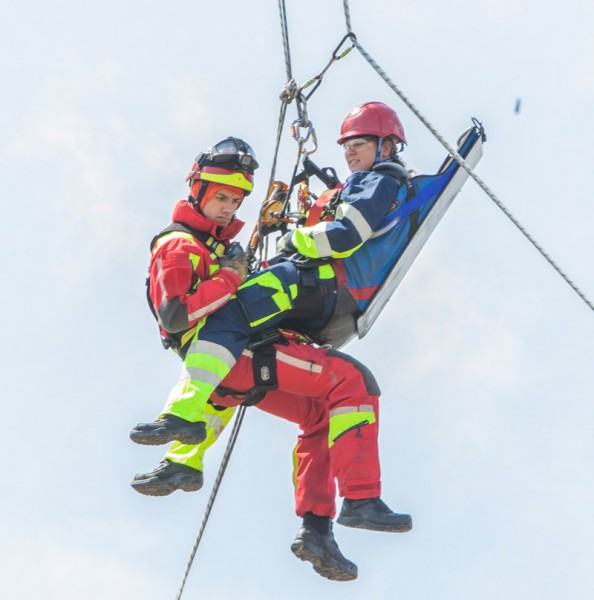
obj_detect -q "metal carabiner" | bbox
[290,118,312,144]
[303,126,318,157]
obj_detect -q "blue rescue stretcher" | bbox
[322,120,485,348]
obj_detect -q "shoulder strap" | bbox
[150,222,226,257]
[304,186,343,227]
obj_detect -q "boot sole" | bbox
[129,430,207,446]
[336,515,413,533]
[290,540,357,582]
[131,475,203,496]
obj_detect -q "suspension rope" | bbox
[269,0,300,188]
[267,96,290,192]
[175,405,247,600]
[175,6,298,593]
[278,0,292,80]
[342,0,594,313]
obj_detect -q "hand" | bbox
[372,161,409,185]
[276,231,295,255]
[221,261,248,282]
[220,244,249,281]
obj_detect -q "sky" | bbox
[1,1,594,598]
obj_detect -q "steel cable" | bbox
[175,405,247,600]
[176,5,297,596]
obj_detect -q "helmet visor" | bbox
[197,137,259,174]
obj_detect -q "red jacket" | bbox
[149,199,244,339]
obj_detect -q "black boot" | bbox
[291,519,357,582]
[337,497,412,532]
[131,460,204,496]
[130,414,207,446]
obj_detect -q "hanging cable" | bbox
[342,0,593,313]
[268,0,298,203]
[278,0,292,80]
[175,6,298,593]
[268,98,289,192]
[175,405,247,600]
[264,0,300,259]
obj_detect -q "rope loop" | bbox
[279,78,299,103]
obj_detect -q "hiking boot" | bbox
[337,497,413,533]
[131,460,204,496]
[129,414,207,446]
[290,524,358,582]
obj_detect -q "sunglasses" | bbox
[341,136,377,152]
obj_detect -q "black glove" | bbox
[220,243,248,281]
[276,231,295,255]
[372,161,409,185]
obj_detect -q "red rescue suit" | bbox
[212,339,382,518]
[148,199,244,348]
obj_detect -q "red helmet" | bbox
[337,102,406,145]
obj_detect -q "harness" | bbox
[214,328,289,406]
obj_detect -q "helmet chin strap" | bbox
[188,181,238,226]
[373,136,384,166]
[189,180,209,211]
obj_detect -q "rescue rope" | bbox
[278,0,292,80]
[341,0,593,313]
[265,0,296,249]
[176,8,295,592]
[268,0,296,190]
[175,405,247,600]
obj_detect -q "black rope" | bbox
[175,405,247,600]
[341,0,594,314]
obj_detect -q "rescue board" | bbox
[356,121,485,339]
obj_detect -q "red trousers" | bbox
[212,339,381,518]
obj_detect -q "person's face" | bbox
[342,137,392,172]
[202,188,244,226]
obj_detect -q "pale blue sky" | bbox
[1,1,593,598]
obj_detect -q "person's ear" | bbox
[380,140,392,160]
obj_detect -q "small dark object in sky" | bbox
[514,98,521,113]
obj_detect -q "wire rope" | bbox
[175,405,247,600]
[175,4,297,597]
